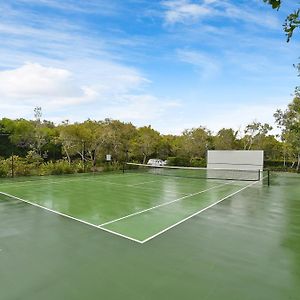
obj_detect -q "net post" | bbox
[267,169,270,186]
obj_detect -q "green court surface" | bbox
[0,172,300,299]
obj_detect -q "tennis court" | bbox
[0,166,264,243]
[1,170,300,299]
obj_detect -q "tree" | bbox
[180,127,212,163]
[274,95,300,170]
[132,126,161,164]
[264,0,300,42]
[242,122,273,150]
[214,128,239,150]
[57,122,88,164]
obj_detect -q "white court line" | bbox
[99,181,233,227]
[140,178,263,244]
[0,191,142,244]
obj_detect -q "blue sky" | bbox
[0,0,299,134]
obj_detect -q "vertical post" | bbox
[11,152,14,178]
[267,169,270,186]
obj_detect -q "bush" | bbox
[40,160,76,175]
[0,159,9,177]
[167,156,192,167]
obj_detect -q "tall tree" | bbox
[214,128,239,150]
[180,127,212,163]
[274,95,300,170]
[132,126,161,164]
[243,122,272,150]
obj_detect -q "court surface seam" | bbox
[98,181,233,227]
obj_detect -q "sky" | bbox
[0,0,299,135]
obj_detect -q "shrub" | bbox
[0,159,9,177]
[167,156,191,166]
[40,160,76,175]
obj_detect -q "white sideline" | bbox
[98,181,233,227]
[0,191,142,244]
[140,178,263,244]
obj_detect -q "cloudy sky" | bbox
[0,0,299,134]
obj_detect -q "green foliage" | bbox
[284,9,300,42]
[1,109,300,176]
[40,160,75,175]
[243,122,273,150]
[0,159,10,177]
[166,156,190,167]
[214,128,240,150]
[274,95,300,170]
[264,0,281,10]
[264,0,299,42]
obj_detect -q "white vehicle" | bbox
[147,159,166,166]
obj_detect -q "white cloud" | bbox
[101,94,182,121]
[0,62,182,126]
[177,49,220,78]
[161,0,280,29]
[0,63,84,98]
[14,0,118,15]
[162,0,211,24]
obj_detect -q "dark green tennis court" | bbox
[1,171,300,299]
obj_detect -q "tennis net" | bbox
[124,163,261,181]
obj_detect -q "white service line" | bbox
[0,191,142,244]
[140,179,263,244]
[98,181,233,227]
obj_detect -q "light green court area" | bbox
[0,172,253,242]
[0,172,300,300]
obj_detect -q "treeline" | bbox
[0,94,300,177]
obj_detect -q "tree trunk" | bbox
[63,145,71,165]
[297,153,300,172]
